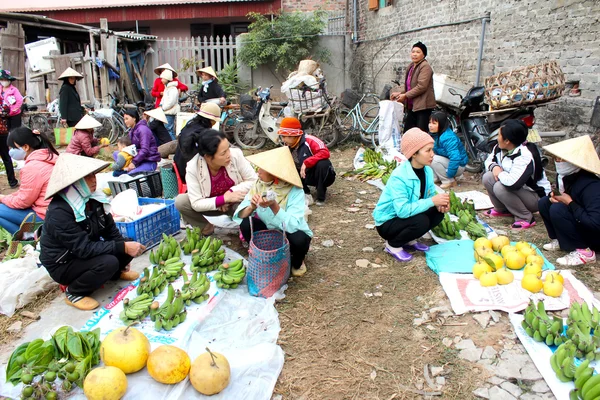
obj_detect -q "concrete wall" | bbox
[349,0,600,136]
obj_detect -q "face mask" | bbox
[0,81,9,88]
[555,161,580,177]
[9,147,27,160]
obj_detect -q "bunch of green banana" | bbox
[119,293,154,323]
[550,340,578,382]
[191,237,226,273]
[521,299,565,346]
[363,148,384,164]
[149,234,181,265]
[572,360,600,400]
[431,213,462,240]
[214,259,245,289]
[180,270,210,306]
[160,257,186,282]
[182,226,203,255]
[150,284,187,331]
[568,302,600,334]
[449,190,476,218]
[136,266,168,297]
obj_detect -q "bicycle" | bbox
[179,90,199,112]
[21,96,52,134]
[337,92,381,146]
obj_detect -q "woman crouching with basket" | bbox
[234,147,312,278]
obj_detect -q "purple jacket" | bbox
[129,120,161,165]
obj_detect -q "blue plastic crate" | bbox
[115,198,180,249]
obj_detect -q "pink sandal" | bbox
[511,220,536,230]
[485,209,512,217]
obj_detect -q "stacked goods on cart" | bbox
[281,60,325,114]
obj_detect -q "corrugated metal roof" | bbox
[0,0,268,13]
[114,31,157,41]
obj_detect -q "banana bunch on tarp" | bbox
[431,204,488,240]
[191,237,226,273]
[150,284,187,331]
[180,270,210,306]
[149,234,181,265]
[343,148,397,184]
[448,190,476,218]
[431,213,462,240]
[119,293,154,323]
[137,266,168,296]
[182,227,202,255]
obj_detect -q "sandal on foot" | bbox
[404,240,429,252]
[511,220,536,230]
[202,223,215,236]
[384,246,413,262]
[120,270,140,281]
[485,209,512,217]
[292,263,307,277]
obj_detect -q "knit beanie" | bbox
[500,119,528,146]
[278,117,304,136]
[412,42,428,57]
[402,128,435,159]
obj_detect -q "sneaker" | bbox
[9,181,19,189]
[201,223,215,236]
[65,293,99,311]
[291,263,307,277]
[384,245,413,262]
[543,239,560,251]
[485,209,512,217]
[404,240,429,252]
[556,249,596,267]
[511,219,536,230]
[315,200,325,206]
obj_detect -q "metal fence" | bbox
[325,11,347,35]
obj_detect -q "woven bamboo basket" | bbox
[484,61,565,110]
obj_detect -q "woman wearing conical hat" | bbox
[58,67,84,127]
[234,146,313,277]
[150,63,188,108]
[40,154,146,310]
[65,115,109,157]
[538,135,600,266]
[196,66,226,106]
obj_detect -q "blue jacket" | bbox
[433,127,468,178]
[372,160,438,226]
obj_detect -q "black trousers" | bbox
[240,217,311,269]
[66,120,78,128]
[302,159,336,202]
[376,207,443,248]
[0,114,22,186]
[50,252,133,296]
[403,108,433,133]
[538,196,600,252]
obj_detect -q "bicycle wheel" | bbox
[234,120,267,150]
[94,116,116,143]
[336,108,356,144]
[30,115,49,135]
[222,111,241,141]
[314,112,339,148]
[359,105,380,146]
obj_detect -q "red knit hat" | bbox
[401,128,434,159]
[277,117,304,136]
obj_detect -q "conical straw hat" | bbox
[543,135,600,175]
[45,153,110,200]
[74,115,102,130]
[154,63,178,77]
[58,67,83,80]
[144,107,167,123]
[245,146,303,188]
[196,66,218,79]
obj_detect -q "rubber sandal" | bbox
[485,209,512,217]
[511,220,536,230]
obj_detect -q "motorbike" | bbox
[439,86,541,172]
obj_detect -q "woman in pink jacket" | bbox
[0,127,58,234]
[0,69,23,188]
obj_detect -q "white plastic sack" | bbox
[0,257,55,316]
[353,147,366,170]
[110,189,141,220]
[377,100,404,152]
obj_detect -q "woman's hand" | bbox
[550,192,573,205]
[125,241,146,257]
[436,205,449,213]
[432,193,450,207]
[395,93,407,102]
[492,166,503,181]
[219,97,226,106]
[224,190,246,203]
[60,119,67,126]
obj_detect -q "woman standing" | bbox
[373,128,449,262]
[234,147,313,277]
[175,130,256,235]
[58,68,84,127]
[151,63,188,108]
[123,109,161,175]
[390,42,436,133]
[159,70,181,140]
[0,69,22,188]
[0,127,58,233]
[196,67,226,106]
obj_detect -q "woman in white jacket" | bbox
[159,69,180,140]
[175,129,257,235]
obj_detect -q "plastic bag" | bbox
[0,257,55,316]
[353,147,366,170]
[377,100,404,152]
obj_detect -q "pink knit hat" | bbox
[401,128,434,159]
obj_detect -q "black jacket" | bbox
[561,170,600,232]
[58,82,83,123]
[197,80,225,104]
[40,197,128,272]
[148,119,172,146]
[173,117,212,183]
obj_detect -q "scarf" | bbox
[202,79,214,93]
[59,178,110,222]
[249,179,294,209]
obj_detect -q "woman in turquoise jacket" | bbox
[429,111,469,189]
[234,146,312,277]
[373,128,450,262]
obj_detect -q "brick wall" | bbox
[282,0,346,12]
[349,0,600,135]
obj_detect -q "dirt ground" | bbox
[1,145,599,399]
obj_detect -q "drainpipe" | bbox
[475,11,491,86]
[353,0,358,43]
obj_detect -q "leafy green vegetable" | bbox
[6,342,29,384]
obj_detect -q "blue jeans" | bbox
[0,204,40,235]
[165,115,176,141]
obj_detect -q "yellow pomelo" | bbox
[505,251,526,270]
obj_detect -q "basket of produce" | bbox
[484,61,565,110]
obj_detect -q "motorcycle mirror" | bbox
[448,88,463,100]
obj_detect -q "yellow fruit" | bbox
[522,274,543,293]
[102,187,112,196]
[479,271,498,287]
[100,327,151,374]
[100,137,111,146]
[543,275,564,297]
[474,247,492,262]
[473,261,493,279]
[482,253,503,271]
[545,271,564,285]
[496,267,514,285]
[515,241,531,252]
[190,348,231,395]
[527,254,544,268]
[505,251,526,270]
[523,263,542,277]
[491,236,510,252]
[474,237,493,250]
[519,247,536,258]
[501,245,517,259]
[147,345,191,384]
[83,366,127,400]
